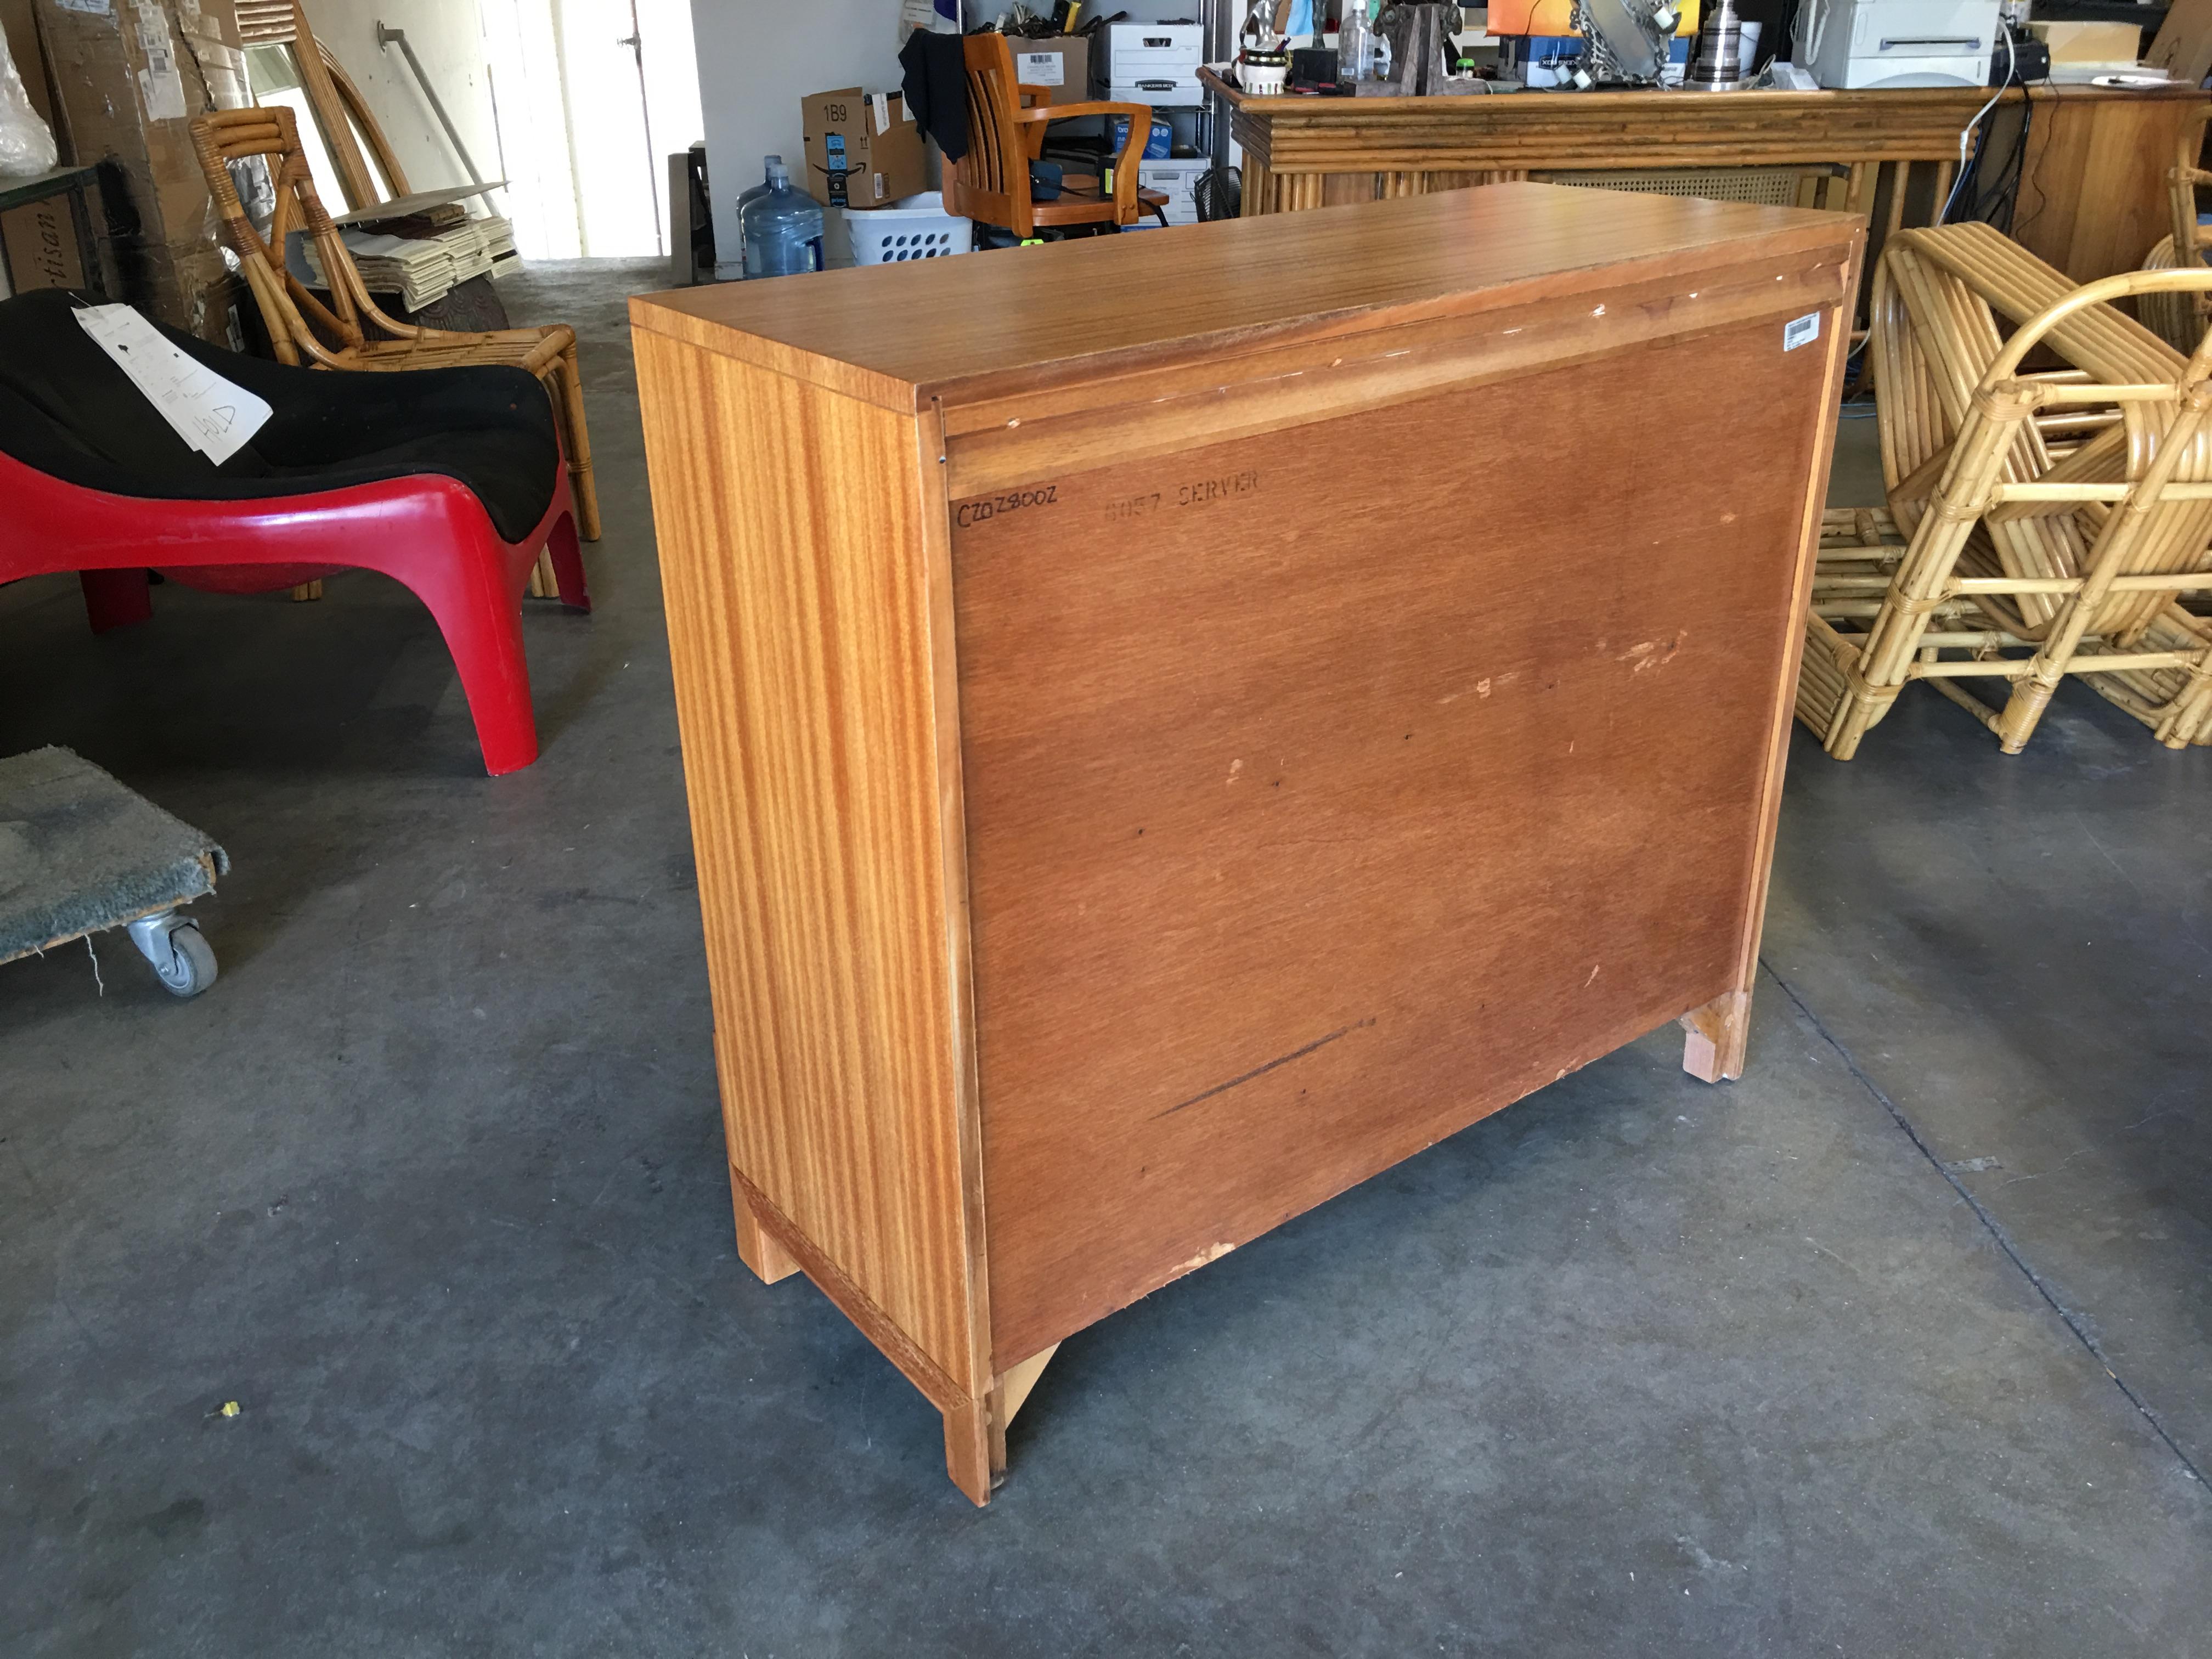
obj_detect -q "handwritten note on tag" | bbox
[74,303,270,465]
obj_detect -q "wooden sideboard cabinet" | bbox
[1210,71,2204,290]
[631,184,1860,1505]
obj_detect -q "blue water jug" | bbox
[733,154,782,276]
[741,161,825,279]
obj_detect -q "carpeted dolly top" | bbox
[0,747,228,965]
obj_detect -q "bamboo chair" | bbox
[1799,222,2212,757]
[188,106,601,545]
[2137,105,2212,355]
[235,1,399,212]
[942,33,1169,239]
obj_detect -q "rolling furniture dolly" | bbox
[0,747,225,998]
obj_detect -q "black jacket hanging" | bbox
[899,30,970,162]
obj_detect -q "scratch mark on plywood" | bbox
[1156,1018,1377,1118]
[1170,1242,1238,1276]
[1619,631,1687,674]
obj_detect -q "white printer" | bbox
[1795,0,2002,88]
[1093,20,1206,106]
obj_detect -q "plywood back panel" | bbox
[956,314,1835,1368]
[633,331,985,1397]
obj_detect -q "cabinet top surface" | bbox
[628,183,1856,407]
[1204,70,2206,117]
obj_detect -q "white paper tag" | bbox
[51,0,113,13]
[140,63,188,120]
[871,92,890,134]
[75,304,271,465]
[1019,50,1066,86]
[1783,312,1821,352]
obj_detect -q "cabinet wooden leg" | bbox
[940,1345,1060,1508]
[729,1164,798,1284]
[943,1396,995,1506]
[1680,989,1751,1083]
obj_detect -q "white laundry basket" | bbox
[847,193,972,264]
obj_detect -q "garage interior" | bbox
[2,1,2208,1652]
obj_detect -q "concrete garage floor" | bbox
[2,262,2207,1657]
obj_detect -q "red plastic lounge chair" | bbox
[0,287,586,776]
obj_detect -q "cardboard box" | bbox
[1,194,83,291]
[144,239,245,348]
[33,0,250,341]
[1009,36,1090,106]
[2029,19,2141,66]
[1120,156,1207,227]
[2148,0,2212,88]
[801,87,927,211]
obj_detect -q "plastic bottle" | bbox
[741,160,825,279]
[733,155,782,277]
[1338,0,1376,84]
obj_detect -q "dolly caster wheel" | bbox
[126,912,218,998]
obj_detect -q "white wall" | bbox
[297,1,702,261]
[688,0,913,277]
[298,1,505,202]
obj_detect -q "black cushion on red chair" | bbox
[0,287,559,544]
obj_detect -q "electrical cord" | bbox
[1944,82,2027,227]
[1981,89,2030,230]
[2015,77,2057,239]
[1939,18,2013,223]
[1967,34,2034,231]
[1799,0,1829,66]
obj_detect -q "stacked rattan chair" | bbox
[1798,222,2212,757]
[2138,106,2212,356]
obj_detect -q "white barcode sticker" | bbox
[871,93,890,134]
[1019,50,1066,86]
[75,303,270,465]
[1784,312,1821,352]
[140,61,188,121]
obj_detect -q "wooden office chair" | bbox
[1799,223,2212,757]
[2138,105,2212,355]
[188,106,601,545]
[942,33,1170,239]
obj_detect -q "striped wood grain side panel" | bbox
[633,331,985,1396]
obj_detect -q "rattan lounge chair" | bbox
[1798,222,2212,757]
